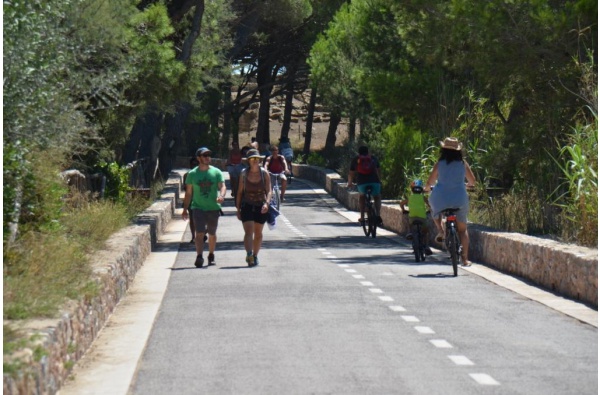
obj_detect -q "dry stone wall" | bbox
[3,172,184,395]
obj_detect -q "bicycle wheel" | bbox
[368,206,377,238]
[412,225,421,262]
[272,185,280,211]
[447,227,459,277]
[418,231,426,262]
[361,215,370,237]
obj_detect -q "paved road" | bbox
[60,177,598,395]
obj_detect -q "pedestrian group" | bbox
[184,136,476,268]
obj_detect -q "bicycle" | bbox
[409,219,427,262]
[361,185,378,238]
[269,172,284,211]
[441,208,462,277]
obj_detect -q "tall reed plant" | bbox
[551,113,598,247]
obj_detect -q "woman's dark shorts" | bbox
[240,202,269,225]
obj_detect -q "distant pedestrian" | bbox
[182,147,227,268]
[236,149,272,267]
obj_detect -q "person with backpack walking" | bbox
[182,147,227,268]
[265,145,291,201]
[236,149,272,267]
[347,145,383,226]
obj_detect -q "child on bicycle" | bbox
[399,180,432,255]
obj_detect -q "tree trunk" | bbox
[179,1,205,63]
[221,84,232,153]
[123,109,163,164]
[255,59,274,146]
[159,103,191,176]
[348,115,356,142]
[324,109,341,152]
[279,74,295,142]
[303,88,317,160]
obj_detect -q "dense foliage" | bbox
[309,0,597,245]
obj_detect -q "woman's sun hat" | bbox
[440,137,463,151]
[245,149,264,159]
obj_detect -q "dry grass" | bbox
[3,197,141,320]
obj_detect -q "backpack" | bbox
[241,167,268,202]
[356,154,375,175]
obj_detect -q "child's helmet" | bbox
[411,179,423,193]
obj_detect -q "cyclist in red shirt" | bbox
[265,145,290,201]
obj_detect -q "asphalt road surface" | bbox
[60,176,598,395]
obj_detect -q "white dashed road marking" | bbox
[280,204,500,388]
[401,315,420,322]
[415,326,435,334]
[448,355,474,366]
[430,339,453,348]
[469,373,500,385]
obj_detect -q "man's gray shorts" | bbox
[192,210,221,235]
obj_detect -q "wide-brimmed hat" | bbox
[196,147,212,156]
[439,137,462,151]
[245,149,264,159]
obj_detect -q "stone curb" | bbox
[3,171,184,395]
[291,164,598,307]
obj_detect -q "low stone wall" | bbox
[3,172,184,395]
[292,164,598,307]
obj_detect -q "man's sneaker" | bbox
[246,252,254,266]
[194,255,204,268]
[208,253,216,266]
[425,247,433,256]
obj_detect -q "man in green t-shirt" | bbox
[182,147,227,268]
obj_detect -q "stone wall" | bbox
[3,172,184,395]
[292,164,598,307]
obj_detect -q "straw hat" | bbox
[440,137,462,151]
[245,149,264,159]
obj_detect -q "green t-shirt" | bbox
[185,166,224,211]
[408,193,427,219]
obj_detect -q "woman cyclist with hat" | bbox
[424,137,476,267]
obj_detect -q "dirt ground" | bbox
[235,90,352,153]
